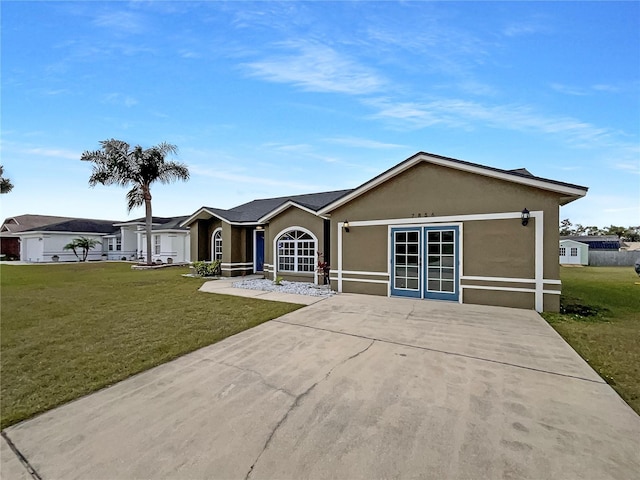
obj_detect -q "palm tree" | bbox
[63,237,101,261]
[81,139,189,265]
[0,165,14,194]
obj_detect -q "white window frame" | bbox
[212,228,222,261]
[559,247,566,256]
[154,234,161,255]
[273,226,318,284]
[116,237,122,251]
[570,247,578,257]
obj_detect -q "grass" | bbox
[0,262,303,429]
[542,266,640,414]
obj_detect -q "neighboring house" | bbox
[560,235,621,251]
[112,216,190,264]
[17,218,118,262]
[559,239,589,265]
[185,151,588,312]
[1,214,71,259]
[621,242,640,251]
[6,215,190,263]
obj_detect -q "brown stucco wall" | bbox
[265,207,325,282]
[328,161,564,311]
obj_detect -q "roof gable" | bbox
[182,189,352,226]
[319,152,588,215]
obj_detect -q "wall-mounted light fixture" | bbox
[521,208,530,227]
[255,225,264,231]
[343,220,350,233]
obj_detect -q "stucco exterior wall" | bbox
[20,233,105,262]
[328,162,563,311]
[266,207,324,283]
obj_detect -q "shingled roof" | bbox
[1,214,74,234]
[25,218,119,235]
[187,189,352,225]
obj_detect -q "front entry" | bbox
[391,226,460,301]
[254,230,265,273]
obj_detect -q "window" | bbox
[559,247,566,256]
[212,229,222,261]
[570,247,578,257]
[107,237,122,251]
[277,230,315,272]
[154,235,161,255]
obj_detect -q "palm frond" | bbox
[126,186,145,212]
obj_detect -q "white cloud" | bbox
[325,136,405,149]
[615,162,640,175]
[189,164,325,192]
[103,93,138,107]
[243,40,385,95]
[92,11,145,34]
[23,147,80,160]
[367,97,634,152]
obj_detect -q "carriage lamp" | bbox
[343,220,350,233]
[521,208,530,227]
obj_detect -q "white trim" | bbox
[221,266,254,272]
[338,222,344,292]
[535,212,544,312]
[461,276,561,285]
[212,227,222,262]
[272,226,318,284]
[257,201,324,223]
[330,277,389,285]
[461,285,561,295]
[341,270,389,277]
[318,153,586,215]
[221,262,254,267]
[342,211,522,228]
[462,276,535,284]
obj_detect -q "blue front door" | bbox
[255,231,265,272]
[391,226,460,302]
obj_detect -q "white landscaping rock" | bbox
[232,279,335,297]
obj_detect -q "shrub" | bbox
[192,260,221,277]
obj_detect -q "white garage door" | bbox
[24,238,43,262]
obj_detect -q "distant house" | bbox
[559,239,588,265]
[17,218,119,263]
[3,214,190,263]
[0,214,71,259]
[111,216,190,264]
[560,235,621,251]
[620,241,640,252]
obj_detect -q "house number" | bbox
[411,212,434,218]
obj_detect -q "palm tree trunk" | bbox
[145,196,153,265]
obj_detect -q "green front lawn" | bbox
[0,263,303,429]
[542,266,640,414]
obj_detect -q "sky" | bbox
[1,1,639,228]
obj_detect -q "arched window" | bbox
[212,228,222,261]
[277,230,315,272]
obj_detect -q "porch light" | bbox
[255,225,264,231]
[343,220,350,233]
[521,208,530,226]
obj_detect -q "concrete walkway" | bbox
[2,295,639,479]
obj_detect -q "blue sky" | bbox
[2,1,639,227]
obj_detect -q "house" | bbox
[560,235,621,251]
[182,190,351,280]
[185,151,588,312]
[17,218,118,262]
[559,239,589,265]
[1,214,71,259]
[6,215,190,263]
[110,216,191,264]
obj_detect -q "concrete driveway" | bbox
[2,294,639,479]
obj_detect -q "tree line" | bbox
[560,219,640,242]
